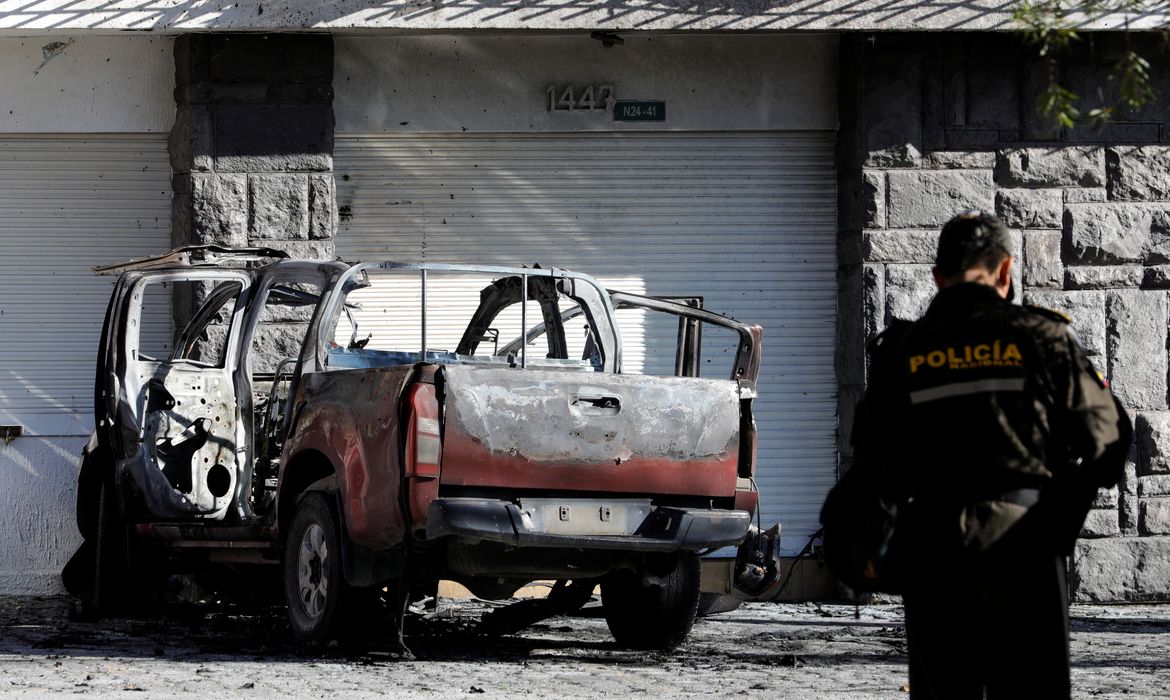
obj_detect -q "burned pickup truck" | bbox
[65,246,776,652]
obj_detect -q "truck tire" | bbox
[92,479,129,614]
[602,554,701,650]
[283,493,376,648]
[86,478,158,617]
[88,479,147,618]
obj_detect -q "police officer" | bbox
[851,211,1131,698]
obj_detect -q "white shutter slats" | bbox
[0,135,172,434]
[335,131,837,554]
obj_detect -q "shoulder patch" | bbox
[1093,368,1109,389]
[1025,304,1071,324]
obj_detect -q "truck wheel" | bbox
[92,479,130,615]
[602,554,701,650]
[283,493,375,648]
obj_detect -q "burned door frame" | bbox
[234,261,338,519]
[108,268,253,520]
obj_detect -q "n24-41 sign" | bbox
[613,101,666,122]
[546,84,615,112]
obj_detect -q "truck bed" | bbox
[438,365,744,498]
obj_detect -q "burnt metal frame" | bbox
[609,291,761,385]
[93,245,289,275]
[317,262,622,373]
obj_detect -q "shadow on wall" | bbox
[0,0,1027,32]
[0,435,86,595]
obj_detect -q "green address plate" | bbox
[613,101,666,122]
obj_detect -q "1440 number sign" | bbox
[546,84,615,112]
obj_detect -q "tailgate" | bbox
[438,365,743,497]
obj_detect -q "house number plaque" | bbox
[546,84,615,112]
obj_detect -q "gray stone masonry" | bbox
[169,33,335,354]
[862,49,923,168]
[1082,509,1121,538]
[996,188,1062,228]
[862,264,885,349]
[1065,204,1151,264]
[1072,536,1170,601]
[996,147,1105,188]
[862,231,937,264]
[1017,290,1107,357]
[1144,265,1170,288]
[248,174,310,240]
[1065,188,1109,203]
[1107,292,1168,411]
[923,151,995,169]
[1140,475,1170,496]
[1065,266,1145,290]
[170,34,335,264]
[1148,210,1170,264]
[838,32,1170,601]
[251,323,312,374]
[886,170,994,228]
[1108,147,1170,201]
[174,174,247,247]
[1137,413,1170,475]
[884,265,935,326]
[308,175,338,240]
[1094,486,1120,509]
[1122,455,1140,536]
[1022,230,1063,289]
[1140,499,1170,536]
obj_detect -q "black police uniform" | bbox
[855,282,1129,699]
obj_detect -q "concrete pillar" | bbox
[169,34,336,260]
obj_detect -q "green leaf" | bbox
[1037,80,1081,129]
[1015,0,1164,129]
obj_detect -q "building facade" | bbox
[0,2,1166,600]
[838,32,1170,600]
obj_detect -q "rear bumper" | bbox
[425,498,751,552]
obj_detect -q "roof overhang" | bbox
[1,1,1168,35]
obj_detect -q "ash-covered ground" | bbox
[0,595,1167,698]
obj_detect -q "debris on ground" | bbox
[0,597,1166,698]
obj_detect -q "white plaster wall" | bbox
[336,34,837,134]
[0,35,172,593]
[0,35,174,133]
[0,438,86,593]
[0,1,1160,33]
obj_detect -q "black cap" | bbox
[935,211,1012,277]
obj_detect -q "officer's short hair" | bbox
[936,211,1012,277]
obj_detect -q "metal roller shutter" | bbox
[335,132,836,554]
[0,135,172,437]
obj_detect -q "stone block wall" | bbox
[838,33,1170,601]
[170,34,337,346]
[171,33,336,259]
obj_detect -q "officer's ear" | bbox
[994,256,1013,299]
[931,266,948,290]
